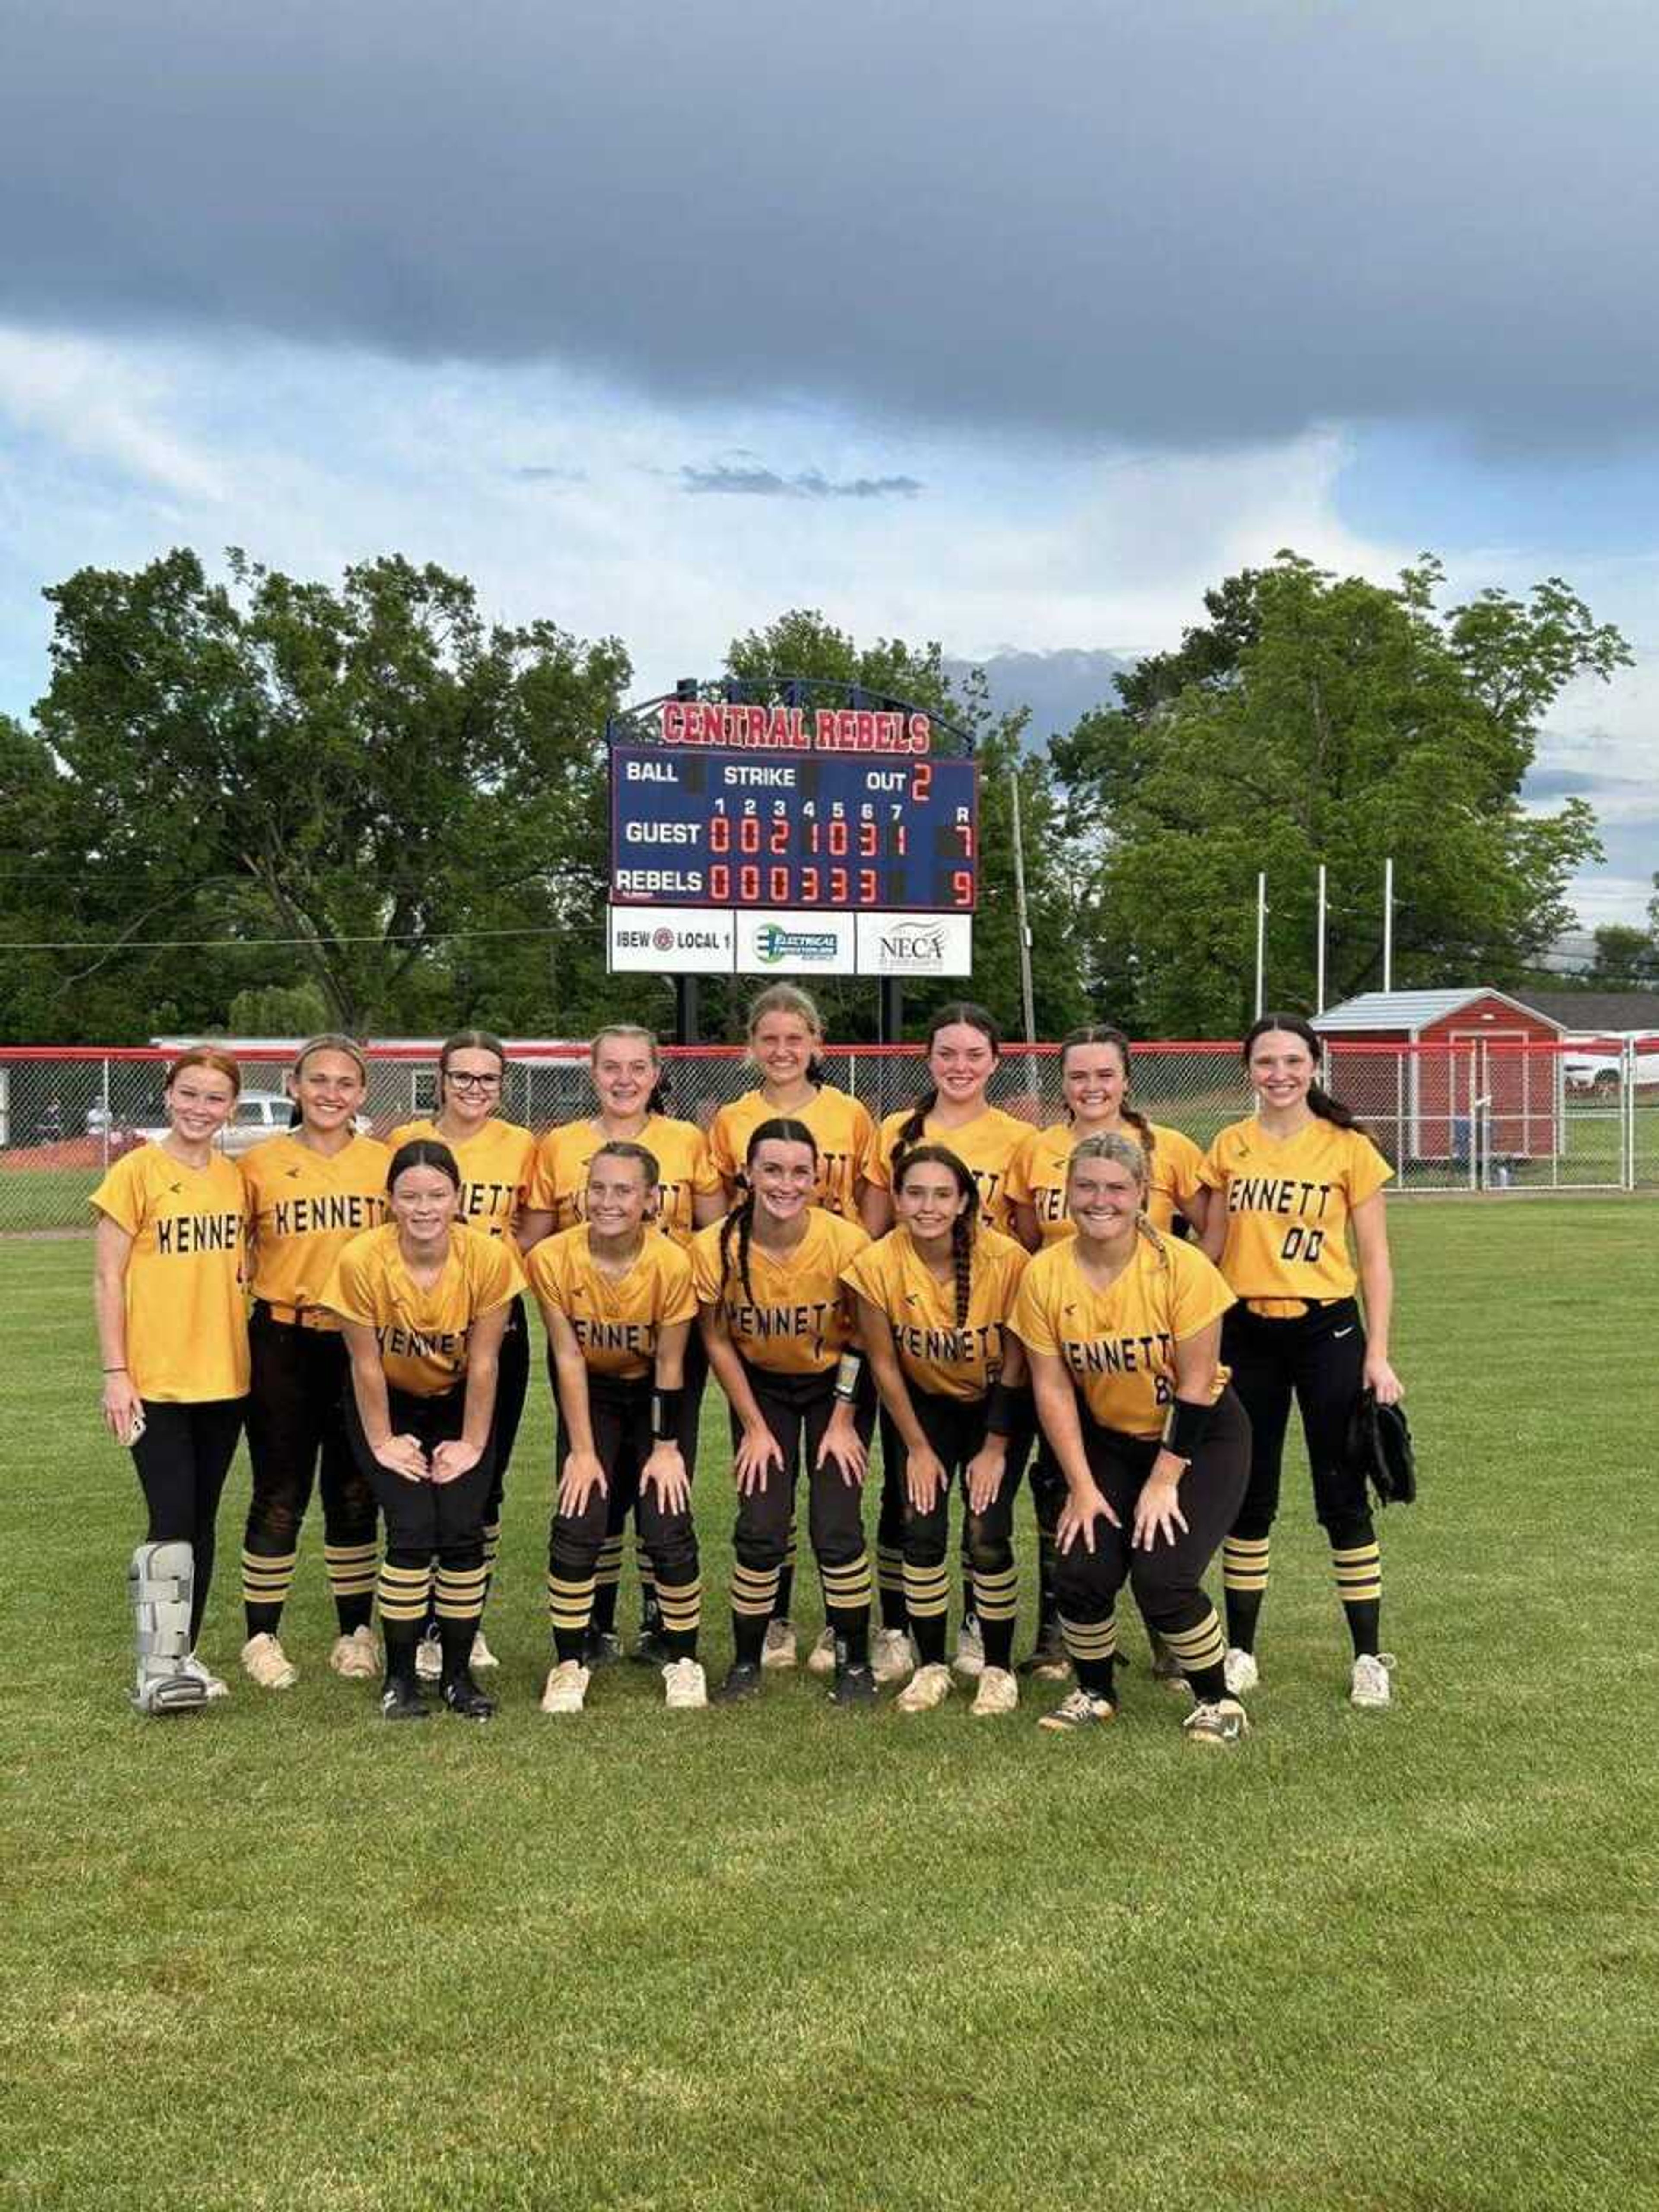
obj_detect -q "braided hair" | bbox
[894,1142,978,1328]
[745,984,828,1089]
[1066,1130,1166,1261]
[1059,1024,1157,1170]
[718,1117,818,1306]
[896,1002,1002,1156]
[591,1023,670,1116]
[1243,1014,1360,1132]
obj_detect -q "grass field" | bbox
[4,1203,1656,2212]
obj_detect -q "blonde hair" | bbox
[1066,1130,1165,1256]
[590,1024,667,1115]
[745,984,824,1041]
[292,1032,369,1084]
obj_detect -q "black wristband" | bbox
[1161,1396,1212,1463]
[651,1386,684,1444]
[983,1380,1031,1440]
[833,1350,864,1404]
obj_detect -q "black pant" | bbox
[131,1398,245,1644]
[730,1362,875,1665]
[549,1375,701,1659]
[898,1386,1019,1669]
[488,1296,531,1518]
[345,1384,496,1665]
[1052,1389,1250,1697]
[243,1311,377,1633]
[1223,1299,1372,1548]
[878,1401,1030,1627]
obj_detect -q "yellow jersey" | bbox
[708,1085,875,1220]
[868,1104,1030,1233]
[528,1114,722,1247]
[90,1143,251,1403]
[386,1117,536,1242]
[1007,1119,1208,1241]
[1199,1116,1393,1309]
[525,1224,698,1382]
[1011,1232,1233,1441]
[321,1222,523,1397]
[841,1225,1030,1403]
[241,1132,391,1326]
[690,1206,868,1377]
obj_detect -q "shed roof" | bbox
[1313,988,1563,1036]
[1511,989,1659,1034]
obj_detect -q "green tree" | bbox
[1587,922,1659,990]
[30,548,632,1036]
[718,611,1090,1042]
[1052,553,1627,1034]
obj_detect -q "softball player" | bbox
[322,1139,521,1721]
[519,1023,724,1665]
[238,1035,391,1690]
[528,1141,705,1715]
[692,1119,877,1707]
[842,1144,1032,1717]
[91,1048,251,1711]
[707,985,879,1673]
[1010,1131,1251,1745]
[864,1002,1032,1675]
[389,1029,536,1677]
[1199,1014,1403,1709]
[1005,1024,1209,1679]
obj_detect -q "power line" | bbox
[0,922,582,953]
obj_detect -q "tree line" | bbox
[0,545,1646,1045]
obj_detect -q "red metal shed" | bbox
[1313,989,1565,1162]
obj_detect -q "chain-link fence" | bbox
[3,1036,1656,1232]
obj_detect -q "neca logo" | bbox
[881,928,945,960]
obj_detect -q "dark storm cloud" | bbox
[4,1,1658,451]
[682,465,922,499]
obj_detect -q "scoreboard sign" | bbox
[607,690,978,979]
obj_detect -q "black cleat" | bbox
[631,1624,668,1667]
[829,1662,878,1709]
[379,1676,429,1723]
[584,1629,624,1669]
[441,1670,496,1721]
[713,1660,763,1704]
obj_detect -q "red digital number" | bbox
[769,865,790,903]
[828,819,849,857]
[893,824,907,855]
[830,867,849,903]
[800,864,820,902]
[770,818,790,854]
[807,821,820,855]
[709,864,730,900]
[709,816,730,853]
[913,762,933,802]
[739,816,760,854]
[739,864,760,902]
[859,820,878,857]
[857,869,877,903]
[956,824,975,858]
[952,869,973,907]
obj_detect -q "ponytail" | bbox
[1243,1013,1360,1133]
[950,1213,973,1331]
[895,1085,938,1158]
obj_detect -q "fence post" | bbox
[101,1056,111,1170]
[1625,1037,1636,1191]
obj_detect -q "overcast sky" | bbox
[2,0,1656,923]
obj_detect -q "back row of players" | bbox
[94,985,1403,1742]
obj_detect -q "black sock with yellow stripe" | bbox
[1223,1535,1271,1652]
[820,1553,872,1665]
[732,1560,781,1665]
[547,1561,597,1664]
[637,1540,662,1634]
[242,1545,297,1638]
[377,1556,432,1682]
[325,1539,378,1635]
[590,1534,624,1636]
[1059,1611,1117,1700]
[971,1563,1018,1671]
[653,1575,701,1661]
[877,1544,909,1631]
[1157,1606,1228,1703]
[903,1557,951,1665]
[1331,1534,1382,1658]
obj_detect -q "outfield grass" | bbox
[3,1204,1656,2212]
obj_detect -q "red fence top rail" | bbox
[2,1036,1638,1062]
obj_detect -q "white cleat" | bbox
[952,1616,985,1680]
[804,1627,838,1678]
[871,1627,917,1685]
[970,1665,1020,1718]
[470,1630,499,1672]
[415,1630,442,1683]
[182,1652,230,1700]
[895,1662,954,1714]
[1350,1653,1395,1710]
[662,1658,708,1710]
[240,1632,298,1691]
[760,1620,798,1671]
[540,1659,591,1714]
[1184,1697,1250,1747]
[1222,1646,1259,1697]
[329,1625,382,1680]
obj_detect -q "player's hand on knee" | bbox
[558,1449,608,1514]
[642,1443,689,1515]
[964,1444,1007,1515]
[735,1423,784,1495]
[374,1433,429,1482]
[905,1444,947,1512]
[1057,1480,1117,1554]
[430,1439,481,1485]
[819,1410,868,1487]
[1132,1468,1189,1551]
[1364,1352,1403,1405]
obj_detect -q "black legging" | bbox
[343,1383,496,1673]
[548,1374,702,1661]
[243,1311,377,1635]
[895,1385,1019,1669]
[130,1398,245,1644]
[728,1363,876,1668]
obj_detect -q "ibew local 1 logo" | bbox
[881,925,947,963]
[755,923,840,965]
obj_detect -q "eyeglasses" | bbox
[445,1071,501,1092]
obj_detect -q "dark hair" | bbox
[1058,1024,1156,1167]
[1242,1014,1358,1131]
[896,1001,1002,1155]
[719,1116,818,1305]
[589,1138,661,1189]
[894,1143,978,1328]
[439,1030,507,1079]
[591,1023,670,1117]
[387,1138,462,1192]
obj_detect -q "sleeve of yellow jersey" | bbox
[1195,1124,1238,1192]
[526,1132,559,1214]
[89,1148,143,1233]
[838,1235,887,1311]
[1008,1260,1059,1358]
[1003,1129,1039,1207]
[319,1237,378,1328]
[1169,1240,1235,1341]
[1345,1131,1395,1207]
[689,1227,724,1307]
[689,1130,724,1197]
[1161,1127,1208,1205]
[473,1231,525,1313]
[660,1246,699,1329]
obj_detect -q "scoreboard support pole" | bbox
[674,973,701,1047]
[878,978,904,1047]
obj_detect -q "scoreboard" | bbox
[610,745,978,914]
